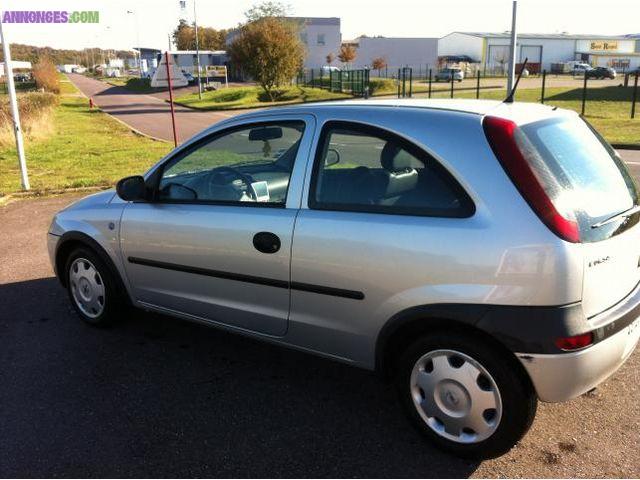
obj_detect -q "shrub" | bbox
[0,92,58,146]
[368,78,396,95]
[32,58,60,93]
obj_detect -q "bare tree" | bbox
[325,52,335,66]
[371,56,387,75]
[338,44,356,66]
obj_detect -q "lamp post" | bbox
[127,10,142,78]
[0,17,29,190]
[192,0,202,99]
[507,0,518,94]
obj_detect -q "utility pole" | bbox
[168,33,172,51]
[507,0,518,94]
[193,0,203,99]
[0,18,29,190]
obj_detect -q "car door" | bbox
[120,115,315,336]
[289,119,476,363]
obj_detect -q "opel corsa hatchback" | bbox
[49,99,640,458]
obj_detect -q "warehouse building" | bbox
[343,36,439,71]
[438,32,640,73]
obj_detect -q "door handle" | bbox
[253,232,281,254]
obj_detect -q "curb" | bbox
[0,185,109,207]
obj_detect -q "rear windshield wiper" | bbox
[591,204,640,229]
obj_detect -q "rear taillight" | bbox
[554,332,594,351]
[483,116,581,243]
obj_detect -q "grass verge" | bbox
[174,85,351,110]
[0,75,172,195]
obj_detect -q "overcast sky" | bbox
[1,0,638,52]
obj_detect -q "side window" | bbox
[158,121,305,204]
[310,122,474,217]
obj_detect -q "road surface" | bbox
[67,73,240,143]
[1,159,639,477]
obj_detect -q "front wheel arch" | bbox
[55,232,130,304]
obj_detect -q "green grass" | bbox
[174,85,351,110]
[424,85,639,144]
[0,75,172,195]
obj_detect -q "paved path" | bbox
[67,73,241,143]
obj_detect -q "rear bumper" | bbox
[517,316,639,402]
[516,281,640,402]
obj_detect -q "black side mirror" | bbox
[116,175,148,201]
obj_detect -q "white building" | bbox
[164,50,227,75]
[1,60,32,76]
[57,64,80,74]
[227,17,341,69]
[344,36,439,71]
[438,32,640,73]
[295,17,341,68]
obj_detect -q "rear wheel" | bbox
[65,247,126,326]
[395,332,537,458]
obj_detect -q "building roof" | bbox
[346,36,439,44]
[448,31,630,40]
[167,50,226,55]
[287,17,340,26]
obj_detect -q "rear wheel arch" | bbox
[375,305,535,392]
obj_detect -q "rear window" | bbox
[519,117,639,241]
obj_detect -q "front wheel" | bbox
[395,332,537,459]
[65,247,126,326]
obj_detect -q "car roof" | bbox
[234,98,504,118]
[214,98,574,133]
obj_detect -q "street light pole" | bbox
[193,0,202,99]
[507,0,518,94]
[0,18,29,190]
[127,10,142,78]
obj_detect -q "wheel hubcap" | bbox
[69,258,105,318]
[410,349,502,444]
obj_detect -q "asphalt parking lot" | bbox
[1,153,639,477]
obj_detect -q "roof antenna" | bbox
[504,57,527,103]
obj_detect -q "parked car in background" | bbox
[586,66,616,80]
[573,63,593,74]
[48,99,640,459]
[436,67,464,82]
[181,70,196,84]
[321,65,341,75]
[13,73,31,82]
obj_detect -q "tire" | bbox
[395,331,537,459]
[64,246,126,327]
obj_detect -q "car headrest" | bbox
[380,142,414,172]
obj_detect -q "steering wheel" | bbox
[205,166,257,201]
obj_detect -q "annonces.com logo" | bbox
[2,10,100,23]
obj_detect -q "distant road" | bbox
[67,73,241,143]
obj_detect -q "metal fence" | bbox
[296,68,371,97]
[391,67,640,120]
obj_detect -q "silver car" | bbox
[48,99,640,458]
[436,68,464,82]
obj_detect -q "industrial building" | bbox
[343,36,439,71]
[438,32,640,73]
